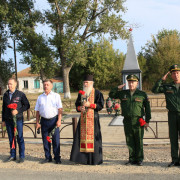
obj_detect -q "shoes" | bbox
[125,161,136,165]
[40,158,52,164]
[55,159,62,164]
[18,158,24,163]
[5,156,16,162]
[168,161,180,167]
[137,161,143,166]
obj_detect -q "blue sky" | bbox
[114,0,180,52]
[3,0,180,72]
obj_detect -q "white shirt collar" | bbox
[43,91,53,96]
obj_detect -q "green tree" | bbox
[7,0,57,81]
[0,59,14,92]
[0,0,9,60]
[0,1,14,93]
[137,52,149,89]
[45,0,129,98]
[141,29,180,88]
[18,33,59,81]
[70,38,125,90]
[87,38,125,89]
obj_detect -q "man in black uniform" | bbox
[152,64,180,167]
[2,78,30,163]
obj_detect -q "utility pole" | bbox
[13,39,18,82]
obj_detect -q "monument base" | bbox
[109,115,124,126]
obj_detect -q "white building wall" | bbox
[18,76,44,93]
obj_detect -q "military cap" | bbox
[169,64,180,72]
[126,74,139,81]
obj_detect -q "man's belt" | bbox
[41,115,58,121]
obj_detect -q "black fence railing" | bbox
[0,118,77,140]
[144,121,169,139]
[1,119,171,140]
[0,97,170,140]
[149,98,166,107]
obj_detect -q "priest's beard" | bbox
[83,84,93,97]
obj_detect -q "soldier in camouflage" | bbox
[109,74,151,166]
[152,64,180,167]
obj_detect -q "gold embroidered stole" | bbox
[80,88,95,153]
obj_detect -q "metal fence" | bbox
[0,97,170,140]
[144,121,169,139]
[149,98,166,107]
[0,118,77,140]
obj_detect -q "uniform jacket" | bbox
[2,89,30,121]
[152,79,180,112]
[109,87,151,123]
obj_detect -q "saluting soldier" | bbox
[109,74,151,166]
[152,64,180,167]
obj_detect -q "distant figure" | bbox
[106,97,114,115]
[35,79,63,164]
[70,74,104,165]
[2,78,30,163]
[109,74,151,166]
[152,64,180,167]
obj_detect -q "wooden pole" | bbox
[72,117,77,139]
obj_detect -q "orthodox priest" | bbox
[70,74,104,165]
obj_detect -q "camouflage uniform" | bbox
[109,75,151,163]
[152,64,180,164]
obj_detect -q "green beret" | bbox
[169,64,180,72]
[126,74,139,81]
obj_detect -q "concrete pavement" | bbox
[0,168,179,180]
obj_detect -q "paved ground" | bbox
[0,142,180,180]
[0,168,179,180]
[1,111,180,180]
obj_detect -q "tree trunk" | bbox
[62,66,71,99]
[40,69,46,82]
[0,76,6,95]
